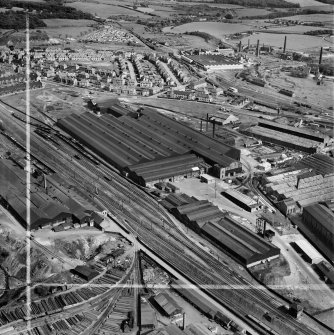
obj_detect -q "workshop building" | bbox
[57,107,241,185]
[201,217,280,267]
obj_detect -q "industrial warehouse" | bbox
[162,194,280,267]
[57,107,241,186]
[242,119,332,153]
[0,158,103,230]
[262,154,334,214]
[297,203,334,263]
[184,54,245,71]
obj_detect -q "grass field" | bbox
[235,8,272,17]
[65,1,152,18]
[41,19,96,38]
[284,0,331,6]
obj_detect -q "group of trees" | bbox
[0,0,94,29]
[304,29,334,35]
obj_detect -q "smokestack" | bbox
[44,174,47,194]
[182,313,186,330]
[256,40,260,57]
[200,120,203,132]
[283,36,287,53]
[319,47,323,65]
[238,41,242,52]
[212,121,216,138]
[206,113,209,131]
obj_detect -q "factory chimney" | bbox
[319,47,323,65]
[238,41,242,52]
[256,40,260,57]
[206,113,209,131]
[200,120,203,132]
[182,313,186,330]
[283,36,287,53]
[43,174,47,194]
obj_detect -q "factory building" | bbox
[71,265,99,281]
[222,189,262,212]
[257,119,330,144]
[201,217,280,267]
[0,158,98,230]
[187,54,244,71]
[300,204,334,262]
[262,154,334,213]
[124,154,205,187]
[316,261,334,284]
[57,107,241,185]
[171,200,225,233]
[162,194,280,267]
[241,119,332,153]
[293,239,323,264]
[170,279,217,319]
[151,292,183,317]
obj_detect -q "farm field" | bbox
[240,32,333,50]
[163,22,251,37]
[234,8,272,17]
[40,19,97,39]
[66,1,152,18]
[265,25,333,33]
[284,0,332,6]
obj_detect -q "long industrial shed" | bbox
[57,107,241,184]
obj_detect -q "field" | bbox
[240,32,333,50]
[163,22,251,37]
[279,13,334,22]
[65,1,152,18]
[284,0,332,6]
[234,8,272,17]
[41,18,96,38]
[265,25,332,33]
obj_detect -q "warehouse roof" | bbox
[202,217,280,265]
[316,261,334,284]
[153,292,182,316]
[247,126,320,148]
[258,119,329,142]
[297,154,334,176]
[303,203,334,234]
[57,108,240,172]
[141,302,156,327]
[223,189,257,207]
[185,323,213,335]
[149,325,185,335]
[189,54,241,66]
[294,239,323,263]
[170,279,216,317]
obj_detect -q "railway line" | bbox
[0,101,325,335]
[19,129,321,334]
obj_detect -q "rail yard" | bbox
[0,0,334,334]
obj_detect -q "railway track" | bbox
[0,101,323,335]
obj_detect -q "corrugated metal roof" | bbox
[303,203,334,233]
